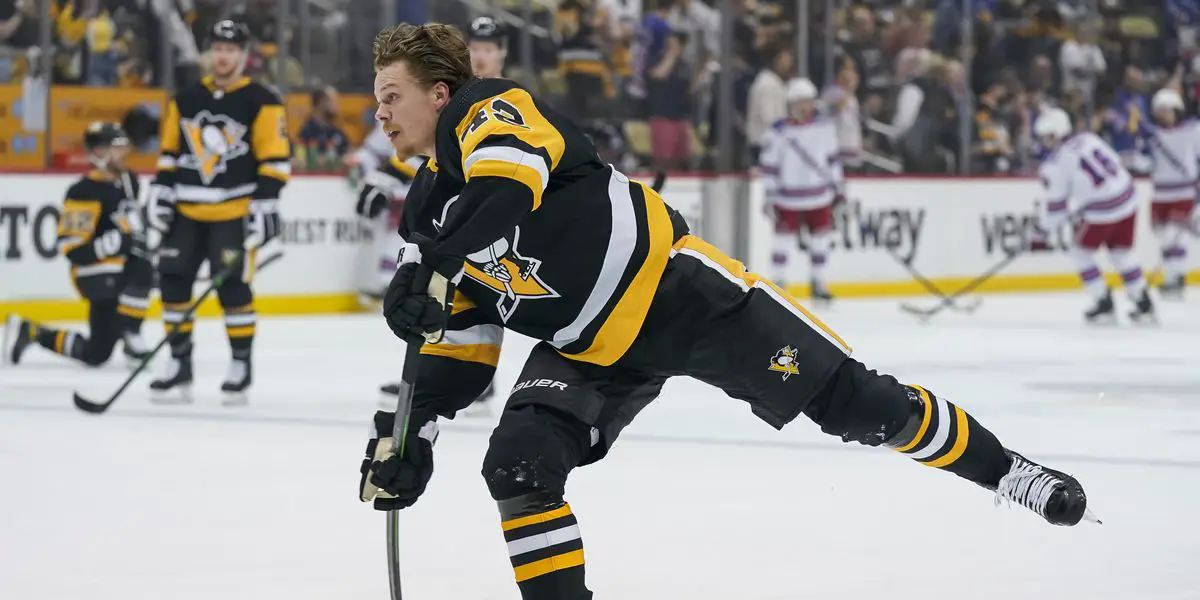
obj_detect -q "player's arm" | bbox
[246,88,292,248]
[147,97,182,237]
[758,126,782,202]
[59,194,129,265]
[825,122,846,197]
[1032,162,1072,251]
[357,155,420,219]
[430,89,566,268]
[411,292,503,418]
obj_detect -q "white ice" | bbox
[2,291,1199,600]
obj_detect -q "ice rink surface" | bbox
[2,291,1199,599]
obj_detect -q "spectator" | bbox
[894,54,961,173]
[667,0,718,72]
[647,29,695,172]
[705,50,755,170]
[0,0,38,82]
[972,80,1014,173]
[557,0,613,122]
[629,0,672,100]
[298,85,350,171]
[1059,19,1106,108]
[746,44,793,159]
[1105,65,1150,172]
[823,56,863,170]
[841,6,888,103]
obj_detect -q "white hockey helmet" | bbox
[1033,107,1072,141]
[1152,88,1185,113]
[786,78,818,102]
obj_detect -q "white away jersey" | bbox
[1039,132,1136,227]
[759,118,845,210]
[1147,119,1200,203]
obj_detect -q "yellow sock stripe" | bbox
[922,406,970,468]
[54,330,66,354]
[117,304,148,319]
[226,325,256,338]
[223,303,255,313]
[892,385,933,454]
[513,549,586,583]
[162,302,192,310]
[501,504,573,532]
[169,321,195,334]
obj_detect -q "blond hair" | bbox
[373,23,473,96]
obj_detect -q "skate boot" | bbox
[1128,288,1157,325]
[1158,274,1185,300]
[810,279,834,306]
[2,314,34,365]
[993,450,1100,526]
[150,356,194,404]
[122,331,151,367]
[1083,288,1115,324]
[461,380,496,418]
[221,357,252,405]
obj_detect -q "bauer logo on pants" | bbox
[768,345,800,381]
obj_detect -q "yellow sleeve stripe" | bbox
[467,159,546,210]
[159,100,181,154]
[456,88,566,173]
[257,161,292,181]
[419,343,501,367]
[251,104,291,161]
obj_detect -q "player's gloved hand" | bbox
[244,199,281,250]
[356,169,404,219]
[359,410,438,511]
[832,191,847,208]
[146,183,176,234]
[92,229,130,260]
[382,234,460,344]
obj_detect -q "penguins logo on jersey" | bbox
[768,345,800,381]
[463,227,559,321]
[179,110,250,184]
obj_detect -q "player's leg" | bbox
[117,255,154,363]
[667,234,1093,526]
[483,343,664,599]
[151,217,205,400]
[210,218,257,401]
[1104,213,1154,322]
[769,206,800,285]
[804,205,835,303]
[1070,222,1115,323]
[6,299,122,367]
[1153,201,1190,298]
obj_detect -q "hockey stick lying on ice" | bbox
[886,248,983,315]
[902,251,1023,322]
[385,269,455,600]
[73,250,245,414]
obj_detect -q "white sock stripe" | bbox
[118,295,150,309]
[63,332,77,357]
[506,524,582,557]
[908,395,953,460]
[162,310,192,324]
[224,313,257,327]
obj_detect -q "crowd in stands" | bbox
[4,0,1199,176]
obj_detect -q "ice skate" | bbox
[1158,274,1185,300]
[992,450,1099,526]
[150,356,194,404]
[1128,288,1157,325]
[122,331,151,367]
[1083,288,1115,324]
[220,358,252,405]
[810,279,834,306]
[3,314,33,365]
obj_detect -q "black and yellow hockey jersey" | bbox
[154,76,291,222]
[57,169,141,298]
[408,77,687,392]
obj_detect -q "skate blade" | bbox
[1085,314,1118,326]
[1128,313,1160,327]
[150,386,194,405]
[221,391,249,406]
[1082,508,1103,525]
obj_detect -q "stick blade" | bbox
[73,391,110,414]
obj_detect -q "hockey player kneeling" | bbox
[3,122,153,369]
[358,24,1098,599]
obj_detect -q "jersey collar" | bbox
[203,76,252,95]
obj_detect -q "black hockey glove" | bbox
[359,410,438,511]
[382,234,460,345]
[356,169,404,219]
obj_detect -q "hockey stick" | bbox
[72,250,245,414]
[197,249,284,283]
[650,170,667,193]
[902,251,1023,322]
[887,248,983,315]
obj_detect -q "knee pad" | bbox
[216,279,253,308]
[79,337,118,367]
[482,406,588,502]
[158,273,194,303]
[803,358,917,447]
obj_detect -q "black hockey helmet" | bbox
[209,19,251,48]
[469,16,506,43]
[83,121,130,151]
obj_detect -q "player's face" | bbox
[469,40,503,78]
[1155,106,1178,127]
[374,60,446,158]
[789,99,814,121]
[108,142,130,170]
[210,42,245,79]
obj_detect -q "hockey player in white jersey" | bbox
[1146,88,1198,298]
[355,154,422,303]
[1031,107,1155,323]
[759,77,846,303]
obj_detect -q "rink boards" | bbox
[1,173,1197,320]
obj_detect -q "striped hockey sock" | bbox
[500,501,589,600]
[886,385,1011,488]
